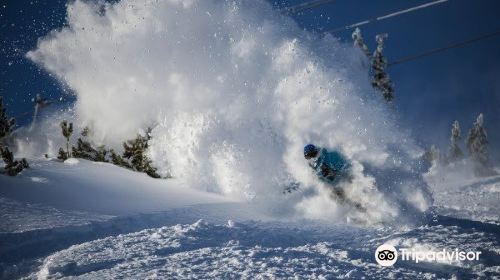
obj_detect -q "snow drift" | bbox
[24,0,432,224]
[0,159,230,217]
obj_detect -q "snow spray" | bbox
[26,0,432,224]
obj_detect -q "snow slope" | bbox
[425,162,500,226]
[0,160,499,279]
[0,159,253,278]
[0,159,231,217]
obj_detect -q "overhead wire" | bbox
[281,0,335,14]
[280,1,499,67]
[324,0,448,34]
[389,28,500,66]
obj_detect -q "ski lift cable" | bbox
[324,0,449,34]
[389,28,500,66]
[281,0,336,14]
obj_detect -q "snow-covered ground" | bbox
[425,162,500,226]
[0,159,499,279]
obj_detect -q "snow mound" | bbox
[0,159,231,215]
[24,0,432,224]
[63,158,79,166]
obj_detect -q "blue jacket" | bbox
[309,148,350,185]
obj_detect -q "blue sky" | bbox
[1,0,499,159]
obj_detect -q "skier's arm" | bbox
[320,164,338,180]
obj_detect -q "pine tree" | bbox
[72,138,95,160]
[352,28,371,58]
[371,34,394,102]
[72,127,109,162]
[448,120,463,162]
[122,135,146,171]
[0,97,15,141]
[144,160,161,178]
[0,97,28,175]
[57,148,68,161]
[95,145,108,162]
[466,113,489,167]
[0,146,29,176]
[110,149,132,169]
[122,128,160,178]
[59,120,73,160]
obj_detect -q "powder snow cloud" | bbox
[27,0,432,224]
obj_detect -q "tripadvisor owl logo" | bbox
[375,244,398,266]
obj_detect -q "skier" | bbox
[304,144,352,201]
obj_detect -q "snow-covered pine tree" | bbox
[110,149,132,169]
[122,128,160,178]
[72,138,94,160]
[352,28,371,58]
[0,97,15,141]
[58,120,73,160]
[1,147,29,176]
[0,97,28,176]
[144,161,161,178]
[466,113,489,167]
[72,127,109,162]
[122,135,145,171]
[57,148,68,161]
[448,120,463,162]
[95,145,108,162]
[371,34,394,102]
[72,128,93,160]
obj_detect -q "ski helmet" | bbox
[304,144,318,158]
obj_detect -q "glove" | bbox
[321,165,337,179]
